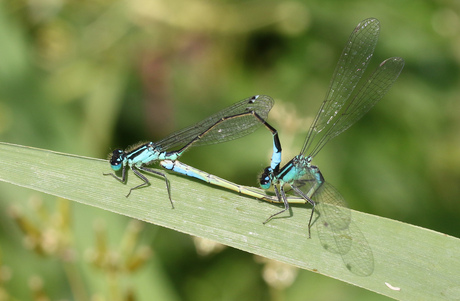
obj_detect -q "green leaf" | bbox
[0,142,459,300]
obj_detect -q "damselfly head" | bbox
[109,149,124,171]
[259,166,273,189]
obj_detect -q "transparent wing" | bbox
[308,57,405,157]
[293,178,374,276]
[294,176,352,233]
[156,95,274,151]
[301,18,380,156]
[339,221,374,276]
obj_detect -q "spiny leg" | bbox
[126,166,174,209]
[263,185,290,224]
[291,185,316,239]
[103,165,127,183]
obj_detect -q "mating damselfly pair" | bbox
[105,18,404,276]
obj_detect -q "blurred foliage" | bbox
[0,0,460,300]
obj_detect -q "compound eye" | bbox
[259,167,272,189]
[109,149,124,171]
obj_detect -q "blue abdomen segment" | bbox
[270,140,282,171]
[161,160,207,182]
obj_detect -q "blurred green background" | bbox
[1,0,459,300]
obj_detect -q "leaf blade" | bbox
[0,142,459,301]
